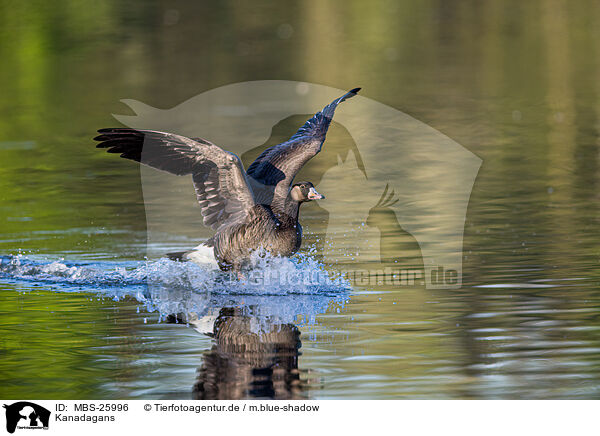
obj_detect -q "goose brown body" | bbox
[209,204,302,271]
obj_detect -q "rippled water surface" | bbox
[2,0,600,399]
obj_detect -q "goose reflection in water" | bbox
[167,307,305,400]
[143,256,348,400]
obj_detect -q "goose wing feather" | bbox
[95,128,255,230]
[246,88,360,208]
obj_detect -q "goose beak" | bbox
[308,187,325,200]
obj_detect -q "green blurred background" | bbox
[1,0,600,399]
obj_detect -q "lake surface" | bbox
[1,0,600,399]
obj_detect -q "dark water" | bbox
[1,0,600,399]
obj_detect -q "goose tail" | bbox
[166,244,218,267]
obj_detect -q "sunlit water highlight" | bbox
[0,254,351,326]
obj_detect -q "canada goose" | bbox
[95,87,360,271]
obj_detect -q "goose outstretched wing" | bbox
[246,87,360,209]
[94,128,255,230]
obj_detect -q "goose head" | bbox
[290,182,324,203]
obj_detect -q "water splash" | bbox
[0,254,351,326]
